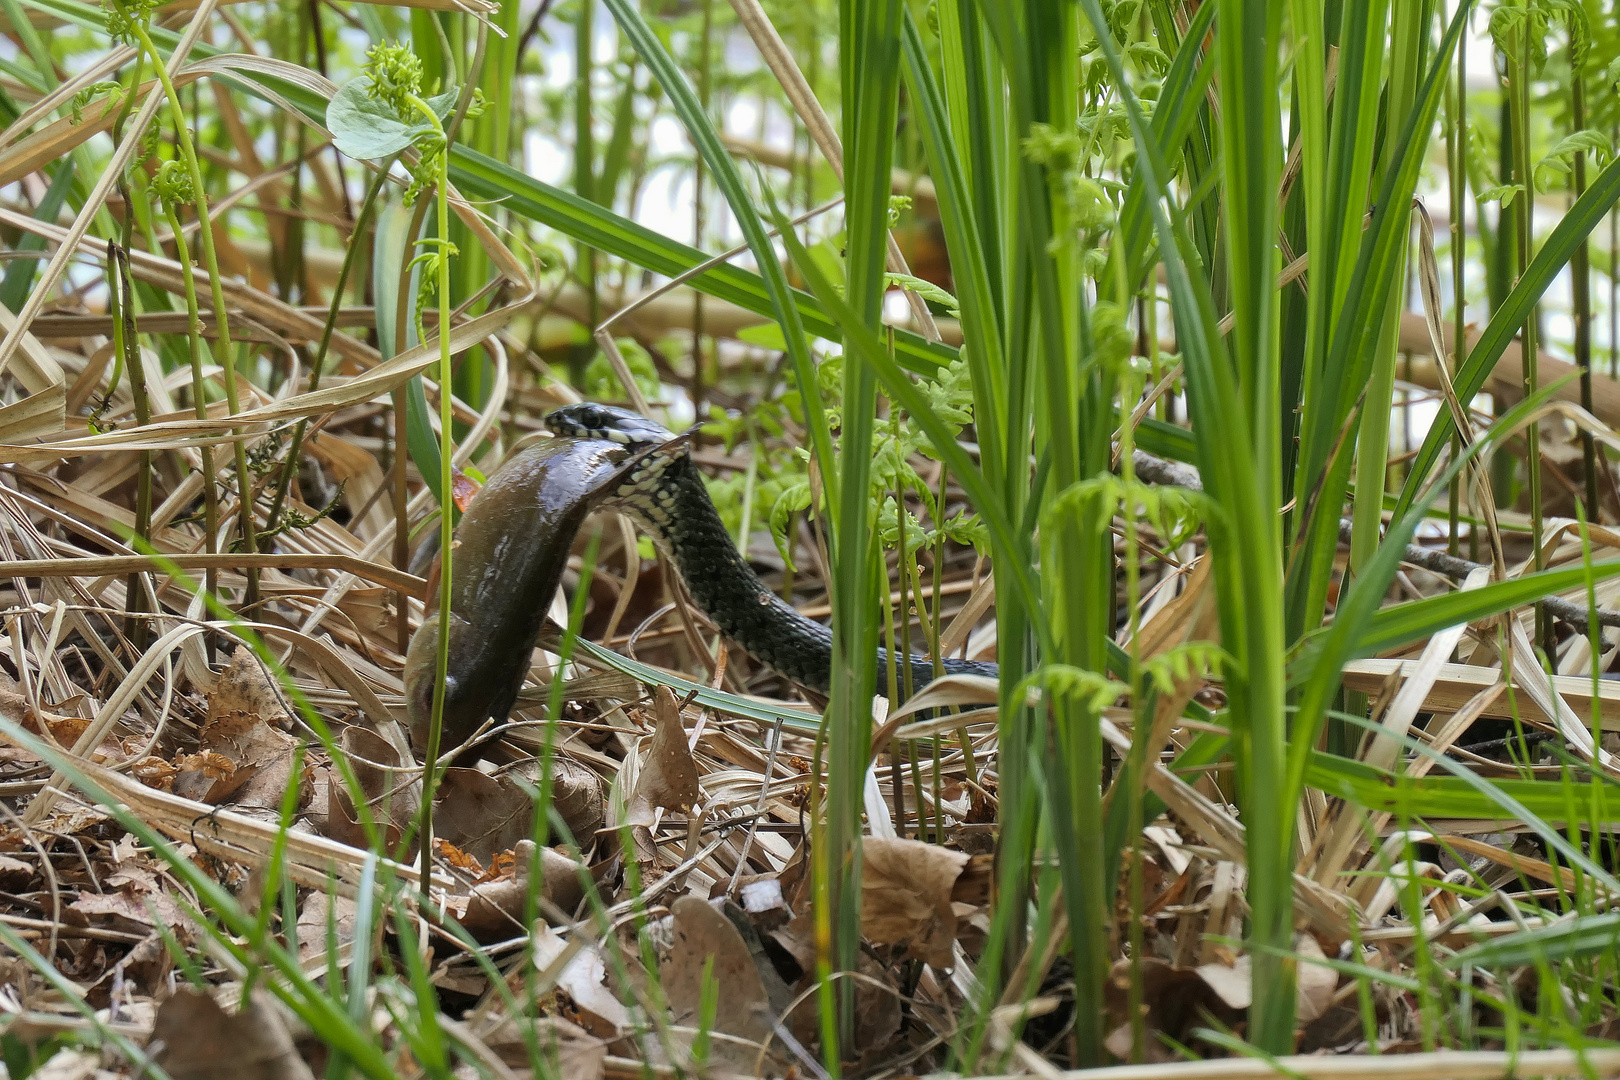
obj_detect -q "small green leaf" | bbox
[327,76,438,159]
[883,273,960,318]
[424,88,458,120]
[769,480,812,570]
[1476,182,1524,207]
[737,321,788,351]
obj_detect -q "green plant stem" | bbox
[1448,34,1466,559]
[1571,72,1598,520]
[690,0,711,438]
[110,48,155,648]
[266,160,395,534]
[404,93,457,905]
[1350,2,1420,577]
[1119,368,1147,1064]
[133,20,259,604]
[110,240,152,650]
[162,201,222,623]
[1507,17,1545,651]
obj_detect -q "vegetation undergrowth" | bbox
[3,0,1620,1077]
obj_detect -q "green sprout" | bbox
[338,39,466,897]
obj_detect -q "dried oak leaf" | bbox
[625,686,701,826]
[176,706,303,812]
[208,647,291,729]
[660,896,776,1049]
[131,754,180,789]
[860,836,969,968]
[153,988,313,1080]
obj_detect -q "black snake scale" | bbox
[543,403,1000,693]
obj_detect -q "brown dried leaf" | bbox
[153,988,314,1080]
[1295,933,1339,1023]
[176,701,304,810]
[483,1015,605,1080]
[434,767,532,864]
[660,896,775,1046]
[533,921,631,1037]
[0,853,29,891]
[71,884,195,938]
[1193,933,1340,1024]
[1103,957,1243,1061]
[208,647,290,728]
[625,686,701,826]
[860,836,969,968]
[502,755,605,843]
[296,891,357,966]
[461,839,587,939]
[322,727,408,851]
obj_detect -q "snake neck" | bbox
[613,454,997,693]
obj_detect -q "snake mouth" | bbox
[543,402,677,447]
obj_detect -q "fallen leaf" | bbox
[533,920,630,1036]
[175,704,304,812]
[434,767,533,864]
[153,988,314,1080]
[483,1015,604,1080]
[660,897,795,1072]
[296,891,357,966]
[86,933,171,1006]
[72,885,195,939]
[322,727,408,852]
[461,839,588,938]
[661,896,775,1044]
[505,755,605,843]
[783,944,899,1057]
[1295,933,1339,1023]
[1195,932,1336,1021]
[1103,957,1244,1060]
[860,836,969,968]
[208,647,291,728]
[1195,956,1252,1009]
[625,686,701,826]
[0,853,31,890]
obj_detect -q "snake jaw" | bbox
[543,402,676,447]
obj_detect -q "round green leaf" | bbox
[327,76,435,159]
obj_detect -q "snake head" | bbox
[543,403,676,447]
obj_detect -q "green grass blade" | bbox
[1345,560,1620,658]
[1288,1,1471,634]
[601,0,837,508]
[1285,376,1577,819]
[1394,149,1620,520]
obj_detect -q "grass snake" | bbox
[543,403,999,694]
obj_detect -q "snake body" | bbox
[544,403,999,694]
